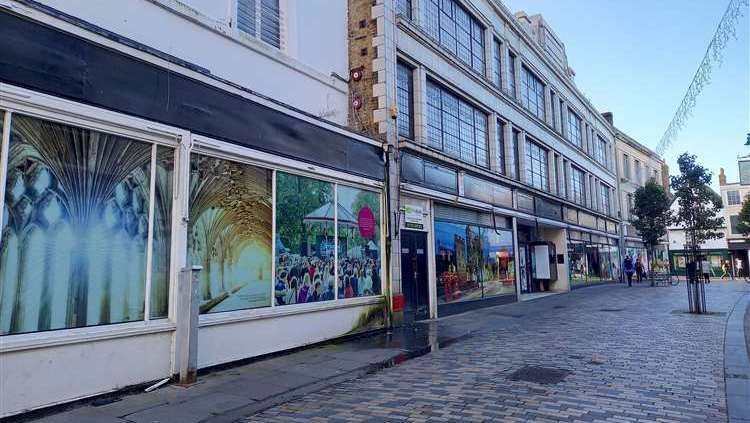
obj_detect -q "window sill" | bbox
[0,319,176,353]
[198,296,385,328]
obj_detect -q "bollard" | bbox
[176,265,202,385]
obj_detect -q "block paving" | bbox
[245,282,750,422]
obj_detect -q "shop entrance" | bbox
[400,230,430,321]
[519,243,532,294]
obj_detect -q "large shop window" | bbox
[426,80,488,167]
[191,165,383,314]
[189,155,273,313]
[424,0,485,74]
[336,186,382,298]
[568,234,620,287]
[434,221,515,305]
[524,139,548,191]
[0,114,173,335]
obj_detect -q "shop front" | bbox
[0,10,387,417]
[669,249,730,278]
[433,205,517,316]
[568,230,620,288]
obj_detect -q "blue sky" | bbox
[503,0,750,190]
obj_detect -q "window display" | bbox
[1,114,172,334]
[568,235,619,286]
[434,221,515,304]
[274,172,335,305]
[189,155,272,314]
[337,186,382,298]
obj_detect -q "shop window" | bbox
[0,114,172,334]
[434,221,515,304]
[275,172,335,305]
[337,186,381,298]
[189,155,272,314]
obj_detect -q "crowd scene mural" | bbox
[273,174,382,307]
[434,221,516,304]
[0,114,173,335]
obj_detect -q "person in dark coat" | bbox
[623,255,635,287]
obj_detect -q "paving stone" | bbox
[244,282,749,422]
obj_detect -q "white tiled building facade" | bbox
[719,156,750,276]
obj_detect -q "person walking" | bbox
[721,260,730,280]
[623,255,635,287]
[635,256,644,283]
[700,257,711,284]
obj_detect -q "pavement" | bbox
[17,280,750,423]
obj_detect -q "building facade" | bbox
[611,120,670,274]
[349,0,621,321]
[0,0,388,417]
[718,157,750,277]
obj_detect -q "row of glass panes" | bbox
[0,112,383,336]
[236,0,281,48]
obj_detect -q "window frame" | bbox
[396,61,414,139]
[425,79,489,167]
[600,183,611,215]
[524,138,549,191]
[566,109,582,148]
[521,66,545,120]
[571,166,586,206]
[235,0,282,49]
[727,190,741,206]
[424,0,485,75]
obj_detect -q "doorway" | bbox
[400,231,430,321]
[519,243,532,294]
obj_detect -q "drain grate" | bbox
[508,365,571,385]
[599,308,624,312]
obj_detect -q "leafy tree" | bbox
[671,153,725,246]
[735,194,750,236]
[670,153,724,313]
[631,179,672,284]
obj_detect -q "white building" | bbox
[350,0,621,321]
[0,0,388,417]
[718,156,750,276]
[610,118,670,273]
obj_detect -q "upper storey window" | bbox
[424,0,485,75]
[237,0,281,48]
[521,66,545,120]
[396,0,412,18]
[567,110,582,148]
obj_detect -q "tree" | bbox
[631,179,672,285]
[670,153,724,313]
[735,194,750,236]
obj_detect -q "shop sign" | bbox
[404,205,424,229]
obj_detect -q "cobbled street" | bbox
[245,282,750,423]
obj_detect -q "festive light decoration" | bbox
[655,0,749,156]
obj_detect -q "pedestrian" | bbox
[700,257,711,284]
[623,255,635,287]
[721,261,729,280]
[635,256,644,283]
[736,258,745,281]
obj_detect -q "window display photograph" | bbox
[434,220,515,304]
[274,172,336,305]
[189,155,272,314]
[568,241,588,286]
[0,114,172,334]
[336,185,382,299]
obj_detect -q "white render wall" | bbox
[34,0,351,125]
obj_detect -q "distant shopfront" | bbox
[433,205,516,316]
[568,230,620,287]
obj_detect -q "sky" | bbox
[503,0,750,190]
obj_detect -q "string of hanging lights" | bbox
[655,0,749,156]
